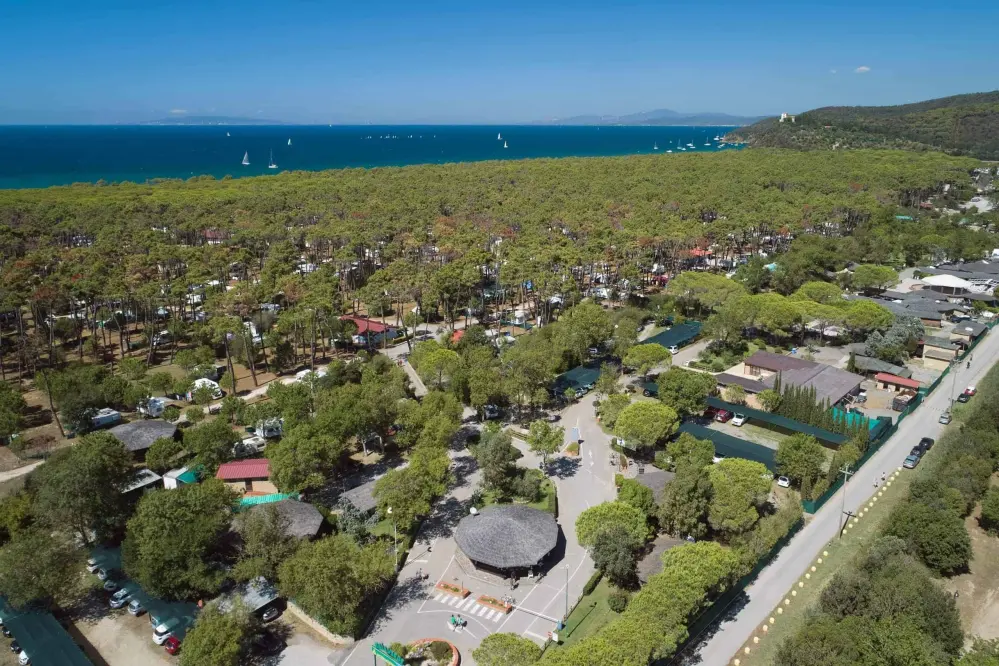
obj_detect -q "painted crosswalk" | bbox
[432,592,506,622]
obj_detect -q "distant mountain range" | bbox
[140,115,286,126]
[729,91,999,159]
[536,109,767,127]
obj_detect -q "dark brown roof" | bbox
[455,505,558,569]
[249,499,325,539]
[743,350,815,373]
[715,373,769,393]
[109,420,177,452]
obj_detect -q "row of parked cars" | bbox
[1,618,31,665]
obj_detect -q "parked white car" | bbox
[731,413,747,427]
[777,476,791,488]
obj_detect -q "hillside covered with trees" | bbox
[730,91,999,159]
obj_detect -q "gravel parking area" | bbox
[73,610,172,666]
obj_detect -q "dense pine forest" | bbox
[731,91,999,160]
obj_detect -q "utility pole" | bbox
[837,464,855,538]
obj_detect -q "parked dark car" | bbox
[909,446,923,457]
[9,640,21,654]
[918,437,935,452]
[957,392,971,403]
[715,410,733,423]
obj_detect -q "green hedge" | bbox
[582,570,603,596]
[541,542,742,666]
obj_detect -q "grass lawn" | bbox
[738,467,915,666]
[480,478,557,514]
[558,578,618,647]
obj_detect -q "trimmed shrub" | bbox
[582,570,603,596]
[430,640,453,662]
[607,589,629,613]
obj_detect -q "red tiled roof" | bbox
[216,458,270,480]
[875,373,921,390]
[341,315,391,335]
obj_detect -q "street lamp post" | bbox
[387,507,398,569]
[837,464,855,539]
[561,564,569,629]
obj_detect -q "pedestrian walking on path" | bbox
[881,472,887,484]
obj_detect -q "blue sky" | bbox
[2,0,997,124]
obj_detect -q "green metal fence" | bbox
[800,320,999,513]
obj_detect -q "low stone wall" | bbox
[286,601,354,647]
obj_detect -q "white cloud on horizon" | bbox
[830,69,838,74]
[854,66,871,73]
[169,108,187,115]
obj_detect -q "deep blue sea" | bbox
[0,125,740,189]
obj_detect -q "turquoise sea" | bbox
[0,125,740,189]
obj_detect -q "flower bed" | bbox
[434,581,470,598]
[476,595,513,613]
[408,638,460,666]
[565,442,580,456]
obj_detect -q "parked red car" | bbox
[164,636,181,656]
[714,409,733,423]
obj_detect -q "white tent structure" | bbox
[922,274,973,295]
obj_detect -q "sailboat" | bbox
[287,138,292,146]
[241,151,250,166]
[503,140,508,148]
[226,132,230,137]
[654,142,659,150]
[268,150,278,169]
[497,132,502,140]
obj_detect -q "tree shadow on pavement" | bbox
[419,494,471,543]
[547,456,581,480]
[61,590,113,625]
[364,575,434,636]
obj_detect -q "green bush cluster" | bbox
[778,360,999,663]
[541,542,742,666]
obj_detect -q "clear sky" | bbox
[2,0,997,124]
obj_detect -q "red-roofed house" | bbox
[216,459,277,495]
[874,373,921,393]
[340,315,399,346]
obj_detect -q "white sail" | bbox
[503,140,508,148]
[268,150,277,169]
[287,138,292,146]
[497,133,502,140]
[242,151,250,166]
[226,132,230,137]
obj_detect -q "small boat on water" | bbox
[503,140,508,148]
[653,143,658,150]
[666,149,673,153]
[226,132,230,137]
[497,133,502,140]
[686,142,695,148]
[287,138,292,146]
[268,150,277,169]
[241,151,250,166]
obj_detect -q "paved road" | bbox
[336,401,617,665]
[693,335,999,665]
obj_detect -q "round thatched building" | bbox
[454,505,558,573]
